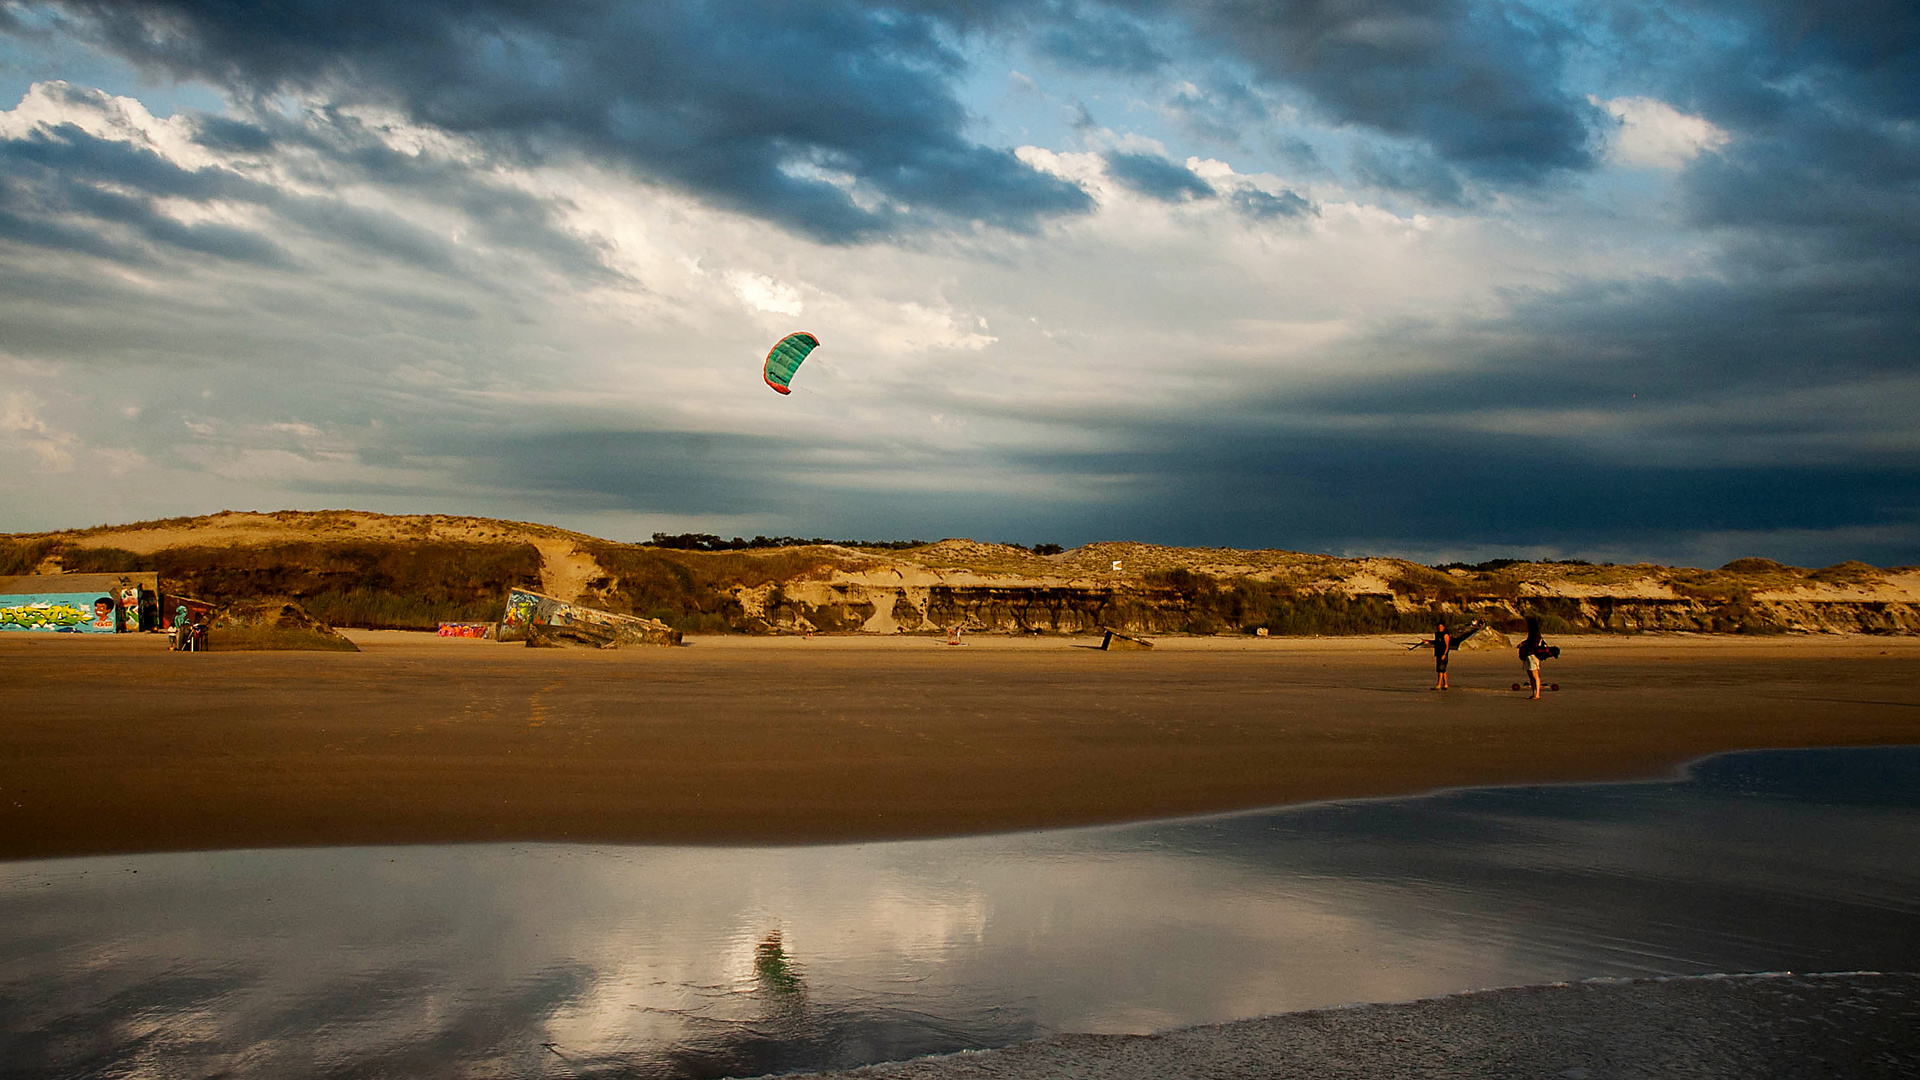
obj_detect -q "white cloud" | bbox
[725,271,805,316]
[0,390,78,471]
[1595,96,1731,169]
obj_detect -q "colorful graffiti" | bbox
[437,622,491,638]
[494,587,678,647]
[0,593,122,633]
[501,588,543,633]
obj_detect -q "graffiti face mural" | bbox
[0,594,122,632]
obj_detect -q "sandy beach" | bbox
[4,631,1918,861]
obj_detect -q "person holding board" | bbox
[1407,618,1486,689]
[1427,621,1452,690]
[1518,616,1561,699]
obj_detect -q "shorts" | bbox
[1435,655,1449,673]
[1524,654,1541,672]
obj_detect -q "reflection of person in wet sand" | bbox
[755,931,805,998]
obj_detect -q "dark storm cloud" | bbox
[5,115,269,200]
[0,120,290,264]
[1031,1,1168,73]
[0,195,139,260]
[458,429,815,515]
[1182,0,1603,181]
[1148,250,1916,561]
[1675,91,1919,268]
[38,0,1093,242]
[1002,0,1604,189]
[1349,142,1465,203]
[1228,269,1912,447]
[0,92,612,280]
[1102,150,1213,201]
[1593,0,1919,239]
[999,424,1920,566]
[1652,0,1920,125]
[263,107,617,280]
[1228,185,1313,219]
[188,114,273,152]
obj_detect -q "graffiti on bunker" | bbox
[501,588,543,633]
[494,587,678,647]
[0,593,123,632]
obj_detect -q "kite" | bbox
[762,332,820,395]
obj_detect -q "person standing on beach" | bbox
[1519,617,1547,700]
[1430,622,1452,690]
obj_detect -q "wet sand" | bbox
[788,973,1920,1080]
[4,631,1918,860]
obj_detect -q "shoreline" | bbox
[780,972,1920,1079]
[5,631,1919,861]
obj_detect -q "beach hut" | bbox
[0,572,162,633]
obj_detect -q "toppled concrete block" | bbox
[1100,628,1153,650]
[500,587,682,648]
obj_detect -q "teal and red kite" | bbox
[762,332,820,395]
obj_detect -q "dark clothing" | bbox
[1433,632,1450,672]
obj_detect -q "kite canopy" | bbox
[763,332,820,395]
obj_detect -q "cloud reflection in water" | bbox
[1,747,1916,1078]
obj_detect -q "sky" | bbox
[0,0,1915,567]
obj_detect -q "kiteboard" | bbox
[763,332,820,395]
[1513,683,1561,692]
[1407,619,1487,650]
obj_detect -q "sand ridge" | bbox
[24,510,1920,612]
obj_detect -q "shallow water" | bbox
[3,746,1917,1079]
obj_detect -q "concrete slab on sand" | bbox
[788,972,1920,1080]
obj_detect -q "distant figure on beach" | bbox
[1519,617,1558,699]
[1430,622,1452,690]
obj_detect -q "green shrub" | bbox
[1809,561,1882,586]
[144,541,540,630]
[0,537,62,575]
[1720,557,1790,574]
[59,546,150,573]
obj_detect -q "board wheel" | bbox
[1511,683,1522,691]
[1550,683,1560,691]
